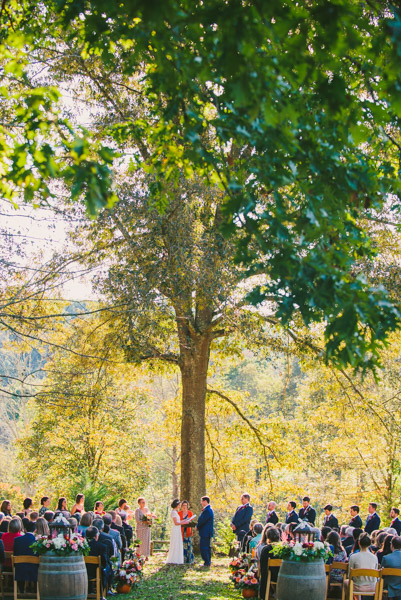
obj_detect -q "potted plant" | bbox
[115,555,145,594]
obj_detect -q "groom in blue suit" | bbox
[196,496,214,567]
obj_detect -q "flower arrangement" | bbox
[271,541,332,562]
[141,514,155,527]
[115,556,146,586]
[30,533,90,556]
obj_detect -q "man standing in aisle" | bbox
[231,494,253,541]
[196,496,214,568]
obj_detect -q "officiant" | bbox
[178,500,194,564]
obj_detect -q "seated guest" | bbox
[103,514,122,562]
[116,499,133,520]
[43,510,54,524]
[370,529,383,553]
[327,531,347,585]
[350,528,363,555]
[285,501,299,525]
[120,511,133,547]
[323,505,339,530]
[258,528,281,600]
[345,533,378,596]
[349,505,363,529]
[0,538,5,564]
[390,508,401,536]
[2,518,23,567]
[256,524,276,562]
[94,501,105,516]
[377,534,395,566]
[0,517,11,536]
[248,523,263,553]
[23,498,33,516]
[382,536,401,599]
[343,527,355,556]
[13,520,38,591]
[365,503,381,534]
[71,494,85,516]
[39,497,50,517]
[298,497,316,525]
[35,517,50,538]
[265,501,279,525]
[92,519,115,560]
[85,526,112,592]
[68,518,78,533]
[241,519,258,553]
[16,512,25,520]
[374,531,388,554]
[109,512,126,546]
[78,512,93,536]
[0,500,11,517]
[321,526,332,543]
[0,512,4,538]
[340,525,348,540]
[29,511,38,522]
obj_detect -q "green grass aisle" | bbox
[115,553,239,600]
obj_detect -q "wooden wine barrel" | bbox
[276,559,326,600]
[38,553,88,600]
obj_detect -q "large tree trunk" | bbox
[179,332,211,511]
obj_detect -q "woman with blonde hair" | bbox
[135,497,156,557]
[35,517,50,537]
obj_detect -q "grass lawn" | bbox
[115,553,239,600]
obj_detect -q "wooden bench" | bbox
[150,540,169,555]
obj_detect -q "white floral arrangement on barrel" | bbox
[271,541,332,562]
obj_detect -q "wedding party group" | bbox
[230,493,401,599]
[0,493,159,596]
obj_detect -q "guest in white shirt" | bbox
[344,532,379,595]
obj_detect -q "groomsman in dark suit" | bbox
[298,497,316,525]
[349,505,363,528]
[390,508,401,535]
[265,501,279,525]
[285,501,299,525]
[364,502,381,534]
[323,505,339,530]
[231,494,253,541]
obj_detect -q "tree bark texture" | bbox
[179,330,211,511]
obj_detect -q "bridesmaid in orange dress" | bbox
[135,497,156,557]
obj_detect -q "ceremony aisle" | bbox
[115,552,238,600]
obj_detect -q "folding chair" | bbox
[325,564,330,599]
[1,552,14,600]
[11,556,40,600]
[377,567,401,599]
[84,556,102,600]
[328,562,348,600]
[348,568,381,600]
[265,558,282,600]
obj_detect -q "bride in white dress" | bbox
[166,499,190,564]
